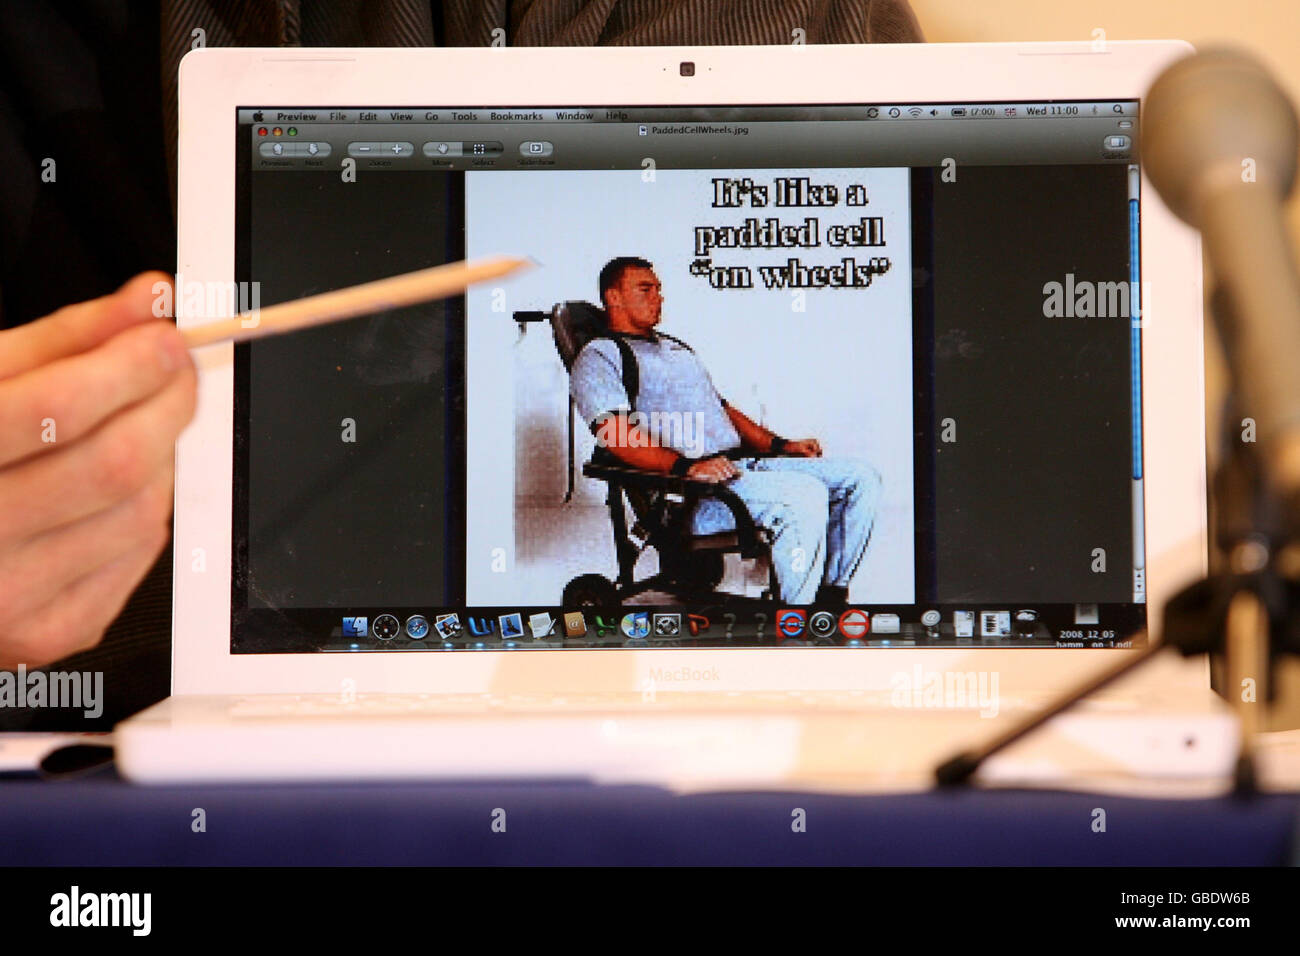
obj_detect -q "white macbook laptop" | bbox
[116,41,1233,787]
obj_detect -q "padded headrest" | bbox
[551,300,609,370]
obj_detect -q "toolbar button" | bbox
[260,141,332,158]
[422,141,464,157]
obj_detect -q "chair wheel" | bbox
[562,573,619,607]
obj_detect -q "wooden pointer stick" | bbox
[179,255,530,349]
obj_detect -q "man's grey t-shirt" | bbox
[569,333,741,457]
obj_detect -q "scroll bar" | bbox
[1129,163,1146,603]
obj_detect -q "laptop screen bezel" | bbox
[171,42,1207,697]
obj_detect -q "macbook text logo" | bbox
[647,666,720,682]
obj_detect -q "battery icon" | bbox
[951,107,967,117]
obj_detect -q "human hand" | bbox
[685,455,739,483]
[783,438,822,457]
[0,273,197,669]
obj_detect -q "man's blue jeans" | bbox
[689,456,882,603]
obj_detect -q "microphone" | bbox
[1143,49,1300,538]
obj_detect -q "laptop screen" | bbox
[230,99,1145,652]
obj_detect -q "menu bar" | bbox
[238,101,1138,125]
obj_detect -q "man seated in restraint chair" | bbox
[569,256,883,607]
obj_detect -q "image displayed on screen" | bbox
[232,101,1146,653]
[464,167,915,610]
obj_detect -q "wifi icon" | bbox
[907,107,924,117]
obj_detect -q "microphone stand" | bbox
[935,290,1300,796]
